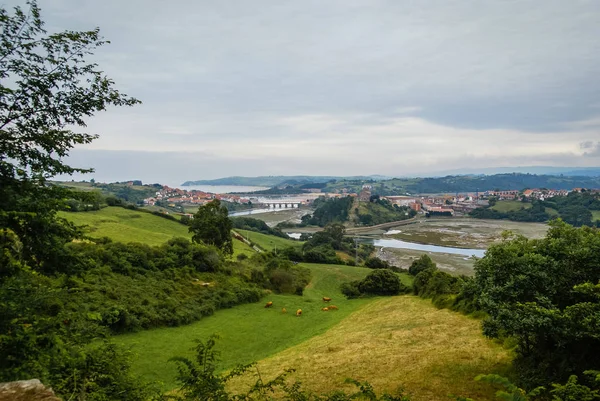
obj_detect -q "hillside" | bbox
[229,295,512,401]
[181,175,388,187]
[54,180,160,204]
[235,229,302,251]
[182,173,600,196]
[305,196,415,227]
[58,207,255,257]
[323,173,600,195]
[58,207,190,246]
[351,198,415,226]
[116,263,382,389]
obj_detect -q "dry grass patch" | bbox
[229,296,511,401]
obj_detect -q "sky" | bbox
[8,0,600,183]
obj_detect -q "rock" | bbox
[0,379,60,401]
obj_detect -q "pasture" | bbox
[229,296,512,401]
[490,200,531,212]
[58,207,252,256]
[115,263,383,389]
[236,229,303,251]
[593,210,600,222]
[58,207,190,246]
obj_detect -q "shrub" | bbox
[358,269,406,296]
[408,254,436,276]
[364,257,390,269]
[341,281,362,299]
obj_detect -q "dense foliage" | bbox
[354,197,416,226]
[302,196,354,227]
[341,269,409,298]
[246,251,311,295]
[475,221,600,388]
[408,254,436,276]
[407,221,600,392]
[189,199,234,255]
[364,257,391,269]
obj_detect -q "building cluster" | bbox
[143,186,250,207]
[382,186,597,216]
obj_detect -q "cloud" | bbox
[581,142,600,157]
[5,0,600,179]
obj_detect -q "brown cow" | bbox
[328,305,338,310]
[282,308,287,314]
[265,301,273,308]
[322,297,332,302]
[321,307,329,311]
[296,309,302,317]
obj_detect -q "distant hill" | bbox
[432,166,600,177]
[322,173,600,195]
[181,175,391,187]
[182,172,600,195]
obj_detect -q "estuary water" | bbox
[284,233,485,257]
[371,238,485,258]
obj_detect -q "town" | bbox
[142,183,598,218]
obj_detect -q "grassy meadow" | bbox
[229,296,513,401]
[593,210,600,222]
[490,200,531,212]
[116,263,383,389]
[58,207,190,246]
[59,207,252,255]
[236,228,303,251]
[61,206,515,399]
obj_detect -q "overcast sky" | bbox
[8,0,600,183]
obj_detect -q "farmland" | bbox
[58,207,190,246]
[228,295,512,401]
[115,263,380,389]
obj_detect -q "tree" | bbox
[364,257,390,269]
[408,254,436,276]
[358,269,405,296]
[0,1,139,270]
[189,199,233,255]
[474,221,600,388]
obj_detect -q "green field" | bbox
[58,207,190,246]
[490,200,531,212]
[236,229,303,251]
[59,207,257,256]
[116,263,384,389]
[593,210,600,222]
[230,295,512,401]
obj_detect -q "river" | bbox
[371,238,485,258]
[230,208,279,216]
[284,232,485,257]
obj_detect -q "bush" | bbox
[358,269,407,296]
[408,254,436,276]
[341,281,362,299]
[364,257,390,269]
